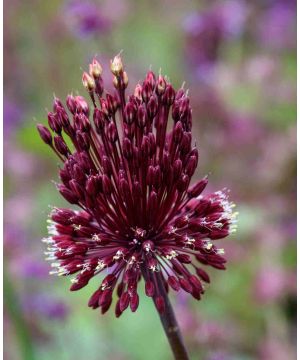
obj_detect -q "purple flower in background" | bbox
[254,266,288,303]
[23,294,69,320]
[11,256,49,280]
[206,351,231,360]
[223,114,265,147]
[183,1,248,81]
[259,337,296,360]
[4,223,26,250]
[256,1,296,51]
[37,55,237,317]
[4,144,37,178]
[4,96,22,136]
[64,0,111,38]
[183,10,223,79]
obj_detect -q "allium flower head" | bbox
[37,56,237,317]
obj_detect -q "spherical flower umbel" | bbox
[37,55,237,317]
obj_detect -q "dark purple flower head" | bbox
[38,56,237,317]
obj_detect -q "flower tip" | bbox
[82,72,95,91]
[156,74,166,95]
[110,54,123,76]
[37,124,52,145]
[89,58,103,78]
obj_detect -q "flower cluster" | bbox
[37,55,237,317]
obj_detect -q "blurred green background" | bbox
[4,0,296,359]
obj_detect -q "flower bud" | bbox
[57,184,78,204]
[86,175,100,196]
[196,268,210,283]
[66,94,77,114]
[173,121,183,143]
[89,58,102,78]
[69,179,84,200]
[146,71,156,89]
[179,278,193,293]
[47,112,62,134]
[137,105,146,128]
[37,124,52,145]
[142,81,152,103]
[173,159,183,180]
[54,136,69,156]
[188,275,203,292]
[110,54,123,76]
[76,131,90,151]
[122,137,133,159]
[185,155,197,177]
[134,84,142,100]
[187,177,208,198]
[107,122,118,143]
[82,72,95,91]
[147,95,158,119]
[88,288,102,308]
[106,93,118,115]
[168,276,180,291]
[177,174,190,192]
[93,108,105,132]
[53,97,63,113]
[156,75,166,95]
[162,85,175,106]
[130,293,139,312]
[124,102,136,124]
[75,96,89,116]
[119,291,130,312]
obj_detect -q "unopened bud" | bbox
[89,58,102,78]
[156,75,166,95]
[146,71,156,89]
[37,124,52,145]
[162,85,175,106]
[187,177,208,198]
[66,94,76,114]
[54,136,69,156]
[75,96,89,116]
[134,84,142,100]
[82,72,95,91]
[110,54,123,76]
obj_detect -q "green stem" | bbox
[155,273,190,360]
[142,266,190,360]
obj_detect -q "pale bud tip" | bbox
[110,54,123,76]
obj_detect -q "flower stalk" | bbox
[154,273,190,360]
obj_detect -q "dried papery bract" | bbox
[38,55,237,359]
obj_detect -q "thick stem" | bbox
[142,267,190,360]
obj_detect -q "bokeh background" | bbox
[4,0,296,359]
